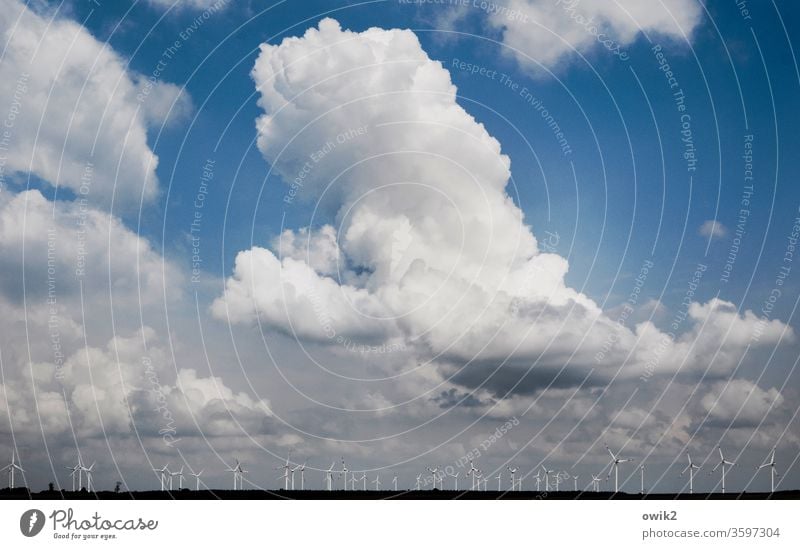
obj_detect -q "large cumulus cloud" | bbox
[212,19,791,399]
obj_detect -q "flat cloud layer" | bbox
[0,189,275,445]
[0,0,190,209]
[214,18,792,397]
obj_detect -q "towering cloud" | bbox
[214,18,788,397]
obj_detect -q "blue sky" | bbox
[1,0,799,493]
[56,0,800,322]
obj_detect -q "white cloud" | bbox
[0,189,179,311]
[213,19,791,399]
[700,379,784,428]
[0,327,275,440]
[0,0,191,208]
[699,219,728,239]
[485,0,704,70]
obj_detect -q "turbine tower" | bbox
[276,451,292,490]
[605,445,633,493]
[531,470,542,491]
[170,467,184,490]
[65,461,82,491]
[639,465,645,495]
[81,461,96,492]
[446,470,459,490]
[426,466,439,490]
[392,474,398,491]
[757,447,779,493]
[235,460,247,490]
[189,469,203,490]
[466,460,480,490]
[475,469,484,491]
[507,466,519,491]
[711,446,735,494]
[541,466,554,491]
[372,475,381,490]
[553,471,565,492]
[1,452,24,490]
[153,464,170,491]
[226,459,246,490]
[680,453,701,494]
[299,461,306,490]
[591,474,602,492]
[494,471,502,491]
[340,458,349,492]
[325,462,336,491]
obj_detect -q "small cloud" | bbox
[699,220,728,239]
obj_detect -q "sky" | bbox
[0,0,799,494]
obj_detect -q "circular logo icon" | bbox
[20,509,45,537]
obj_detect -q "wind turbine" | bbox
[481,474,488,491]
[153,464,170,491]
[372,475,381,490]
[298,461,307,490]
[757,447,779,493]
[553,471,563,492]
[392,474,398,491]
[189,470,204,490]
[605,445,633,493]
[494,471,502,491]
[466,460,480,490]
[446,470,459,490]
[276,451,292,490]
[415,474,422,490]
[340,458,349,491]
[1,452,24,490]
[711,446,735,494]
[541,466,554,491]
[325,462,336,491]
[531,470,542,491]
[426,466,439,490]
[65,463,80,491]
[591,474,602,492]
[349,475,357,491]
[639,465,645,495]
[507,467,519,491]
[572,474,580,492]
[170,467,185,490]
[289,464,298,490]
[226,459,246,490]
[81,461,96,492]
[680,453,701,494]
[235,460,247,490]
